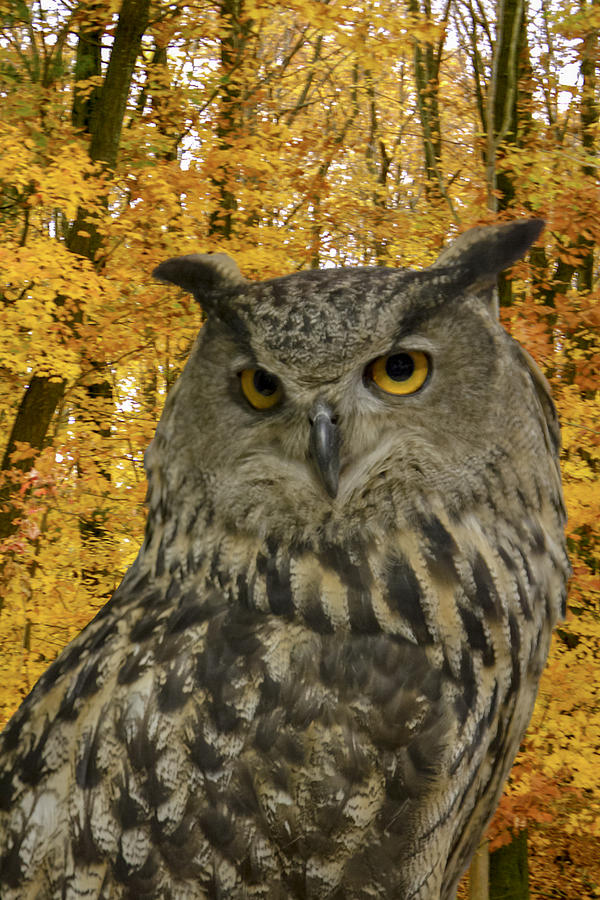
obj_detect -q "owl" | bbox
[0,219,569,899]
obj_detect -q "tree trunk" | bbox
[469,840,490,900]
[0,0,150,542]
[486,0,528,306]
[0,376,66,538]
[72,10,103,133]
[407,0,450,203]
[489,829,530,900]
[577,0,597,292]
[487,0,525,210]
[208,0,254,239]
[68,0,151,262]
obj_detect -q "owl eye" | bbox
[368,351,429,396]
[239,368,282,410]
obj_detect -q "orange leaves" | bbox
[488,766,563,851]
[497,269,600,884]
[489,618,600,861]
[8,442,38,466]
[0,6,598,898]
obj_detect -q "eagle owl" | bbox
[0,220,569,899]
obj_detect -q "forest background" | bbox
[0,0,598,896]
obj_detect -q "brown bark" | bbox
[0,0,150,541]
[486,0,530,306]
[68,0,151,262]
[71,11,103,133]
[487,0,525,210]
[577,0,598,292]
[469,840,490,900]
[407,0,453,209]
[0,377,66,539]
[208,0,255,239]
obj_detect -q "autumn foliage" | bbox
[0,0,598,896]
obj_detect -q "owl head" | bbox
[150,220,548,544]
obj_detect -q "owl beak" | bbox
[308,401,340,499]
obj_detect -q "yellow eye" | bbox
[368,351,429,396]
[239,368,282,410]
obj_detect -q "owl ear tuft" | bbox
[153,252,247,303]
[432,218,544,284]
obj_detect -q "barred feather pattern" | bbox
[0,220,570,899]
[0,457,567,899]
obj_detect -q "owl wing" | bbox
[0,566,455,899]
[518,345,563,459]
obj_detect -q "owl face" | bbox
[151,220,547,540]
[156,266,534,540]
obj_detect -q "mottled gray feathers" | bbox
[0,219,568,900]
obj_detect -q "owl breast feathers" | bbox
[0,219,569,899]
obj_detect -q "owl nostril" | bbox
[308,413,338,426]
[308,400,338,427]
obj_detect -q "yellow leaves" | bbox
[0,442,147,731]
[0,123,103,222]
[35,148,104,220]
[0,241,107,381]
[559,0,600,37]
[8,442,38,465]
[500,617,600,845]
[72,75,104,105]
[0,124,37,191]
[566,481,600,534]
[492,282,599,863]
[0,8,597,899]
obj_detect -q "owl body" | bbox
[0,221,569,899]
